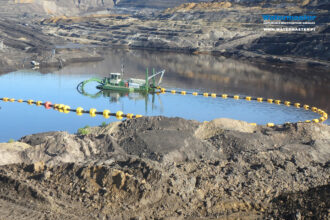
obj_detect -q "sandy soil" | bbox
[0,117,329,219]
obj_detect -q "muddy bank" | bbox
[38,1,329,66]
[0,116,329,219]
[0,17,104,74]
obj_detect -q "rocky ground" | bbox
[0,17,104,74]
[0,116,329,219]
[0,1,329,219]
[39,1,330,65]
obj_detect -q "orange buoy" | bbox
[44,101,52,109]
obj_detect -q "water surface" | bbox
[0,49,328,142]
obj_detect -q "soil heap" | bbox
[0,116,329,219]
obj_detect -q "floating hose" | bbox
[154,88,328,127]
[0,97,142,120]
[0,87,328,126]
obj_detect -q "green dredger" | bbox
[77,68,165,93]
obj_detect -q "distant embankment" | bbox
[0,0,328,17]
[116,0,212,9]
[0,0,213,16]
[0,0,117,16]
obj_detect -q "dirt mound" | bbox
[165,2,232,13]
[269,184,330,219]
[0,160,162,219]
[1,0,117,16]
[41,14,129,24]
[0,116,329,219]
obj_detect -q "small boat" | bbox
[77,68,165,93]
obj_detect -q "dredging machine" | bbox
[77,67,165,93]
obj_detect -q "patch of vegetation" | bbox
[77,125,90,135]
[8,138,15,143]
[100,122,107,127]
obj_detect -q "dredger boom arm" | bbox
[147,70,165,85]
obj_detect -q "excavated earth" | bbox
[0,1,329,218]
[0,116,329,219]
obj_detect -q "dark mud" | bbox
[0,1,329,219]
[0,117,329,219]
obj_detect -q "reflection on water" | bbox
[78,88,158,113]
[53,48,330,113]
[0,48,328,142]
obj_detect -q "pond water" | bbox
[0,49,329,142]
